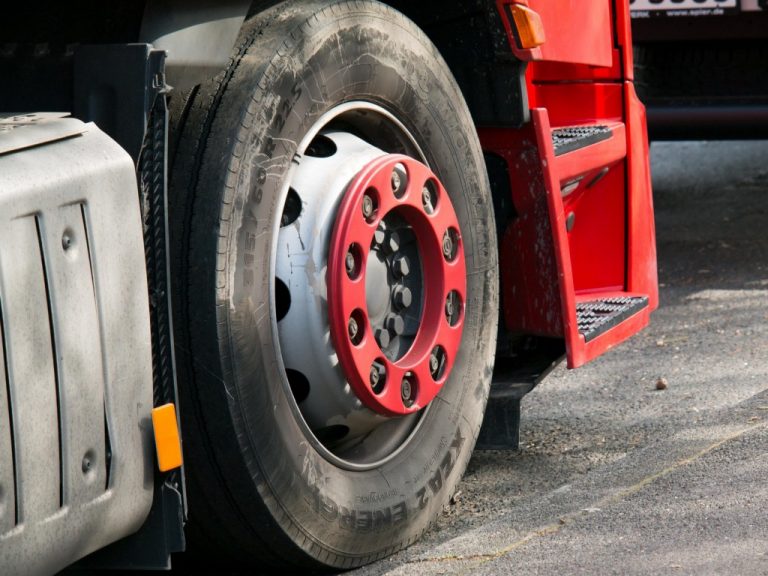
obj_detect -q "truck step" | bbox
[551,121,626,182]
[551,125,612,156]
[480,110,652,370]
[577,296,649,342]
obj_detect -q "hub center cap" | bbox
[328,155,467,416]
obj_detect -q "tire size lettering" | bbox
[252,81,303,209]
[413,428,466,511]
[304,484,408,533]
[243,231,257,288]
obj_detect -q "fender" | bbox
[140,0,252,91]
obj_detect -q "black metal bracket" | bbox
[71,44,186,571]
[476,337,564,450]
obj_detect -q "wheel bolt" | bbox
[442,232,454,260]
[373,229,387,247]
[429,346,445,380]
[391,170,401,192]
[445,291,461,326]
[393,286,412,309]
[345,251,356,275]
[392,254,410,278]
[348,317,359,341]
[401,377,414,407]
[370,362,385,393]
[362,194,375,219]
[387,231,401,254]
[429,353,439,377]
[386,314,405,336]
[375,327,391,349]
[391,163,407,198]
[422,186,434,214]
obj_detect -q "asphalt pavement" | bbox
[353,140,768,576]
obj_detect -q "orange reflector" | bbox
[152,403,183,472]
[510,5,546,49]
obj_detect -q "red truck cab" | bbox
[0,1,656,573]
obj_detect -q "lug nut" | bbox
[392,254,410,278]
[393,286,413,309]
[445,291,460,325]
[362,193,375,220]
[430,354,439,376]
[373,229,387,247]
[391,163,407,197]
[391,170,401,193]
[422,186,435,214]
[386,314,405,336]
[345,251,356,275]
[429,346,445,380]
[348,317,359,341]
[401,376,414,407]
[442,231,455,260]
[445,291,462,326]
[370,362,385,392]
[387,231,401,253]
[375,327,391,349]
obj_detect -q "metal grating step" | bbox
[552,125,612,156]
[577,296,649,342]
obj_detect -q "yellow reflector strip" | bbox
[152,403,183,472]
[510,5,546,49]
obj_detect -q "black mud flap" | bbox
[72,44,186,571]
[477,338,564,450]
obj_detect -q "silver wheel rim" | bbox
[269,102,435,471]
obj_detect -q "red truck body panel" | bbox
[484,0,657,367]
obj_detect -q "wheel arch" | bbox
[139,0,252,91]
[149,0,527,241]
[383,0,528,130]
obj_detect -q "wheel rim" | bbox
[273,102,465,469]
[327,155,466,416]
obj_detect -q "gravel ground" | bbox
[352,140,768,575]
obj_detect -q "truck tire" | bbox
[168,0,498,570]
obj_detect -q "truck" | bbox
[631,0,768,138]
[0,1,657,573]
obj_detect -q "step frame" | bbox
[531,108,650,367]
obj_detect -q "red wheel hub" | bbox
[327,155,466,416]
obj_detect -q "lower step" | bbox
[577,296,649,342]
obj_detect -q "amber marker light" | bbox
[510,4,546,49]
[152,403,183,472]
